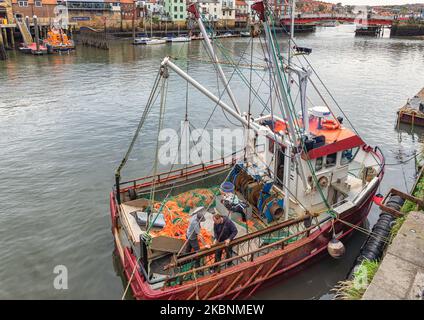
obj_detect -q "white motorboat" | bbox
[169,36,191,43]
[137,38,167,45]
[133,37,150,45]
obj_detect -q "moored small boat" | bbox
[397,87,424,127]
[133,36,150,45]
[19,42,48,55]
[43,28,75,53]
[166,36,191,43]
[138,38,167,45]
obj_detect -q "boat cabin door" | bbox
[275,147,286,186]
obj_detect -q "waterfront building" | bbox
[198,0,221,22]
[0,0,13,23]
[235,0,248,26]
[267,0,282,17]
[11,0,58,24]
[220,0,235,28]
[163,0,186,25]
[143,0,164,16]
[58,0,137,30]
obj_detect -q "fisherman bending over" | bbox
[185,207,210,270]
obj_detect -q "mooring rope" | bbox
[336,218,391,245]
[121,257,141,300]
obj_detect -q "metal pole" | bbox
[189,4,242,116]
[162,58,248,125]
[288,0,296,92]
[263,20,310,191]
[288,65,311,135]
[162,57,304,155]
[290,0,295,38]
[162,57,263,133]
[284,143,291,220]
[33,15,40,52]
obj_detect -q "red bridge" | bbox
[280,14,408,26]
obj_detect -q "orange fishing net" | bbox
[151,188,218,247]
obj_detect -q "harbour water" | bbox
[0,24,423,299]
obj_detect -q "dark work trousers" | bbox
[185,238,201,269]
[215,245,233,267]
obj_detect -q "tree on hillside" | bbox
[318,4,326,12]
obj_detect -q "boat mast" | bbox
[253,0,310,191]
[187,3,242,116]
[288,0,296,91]
[288,65,311,135]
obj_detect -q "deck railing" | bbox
[161,214,326,288]
[118,153,240,193]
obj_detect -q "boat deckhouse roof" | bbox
[266,117,364,160]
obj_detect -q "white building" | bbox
[198,1,221,21]
[138,0,164,16]
[220,0,236,26]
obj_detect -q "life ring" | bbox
[318,176,329,188]
[322,119,340,130]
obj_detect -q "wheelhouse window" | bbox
[35,1,42,7]
[325,153,337,168]
[315,157,323,172]
[18,1,28,7]
[341,148,357,165]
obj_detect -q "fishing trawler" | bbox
[110,1,385,300]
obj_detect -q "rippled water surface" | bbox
[0,25,423,299]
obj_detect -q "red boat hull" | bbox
[111,167,383,300]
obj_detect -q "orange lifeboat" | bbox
[44,28,75,53]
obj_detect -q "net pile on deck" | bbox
[152,187,220,246]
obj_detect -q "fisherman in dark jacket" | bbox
[212,214,238,266]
